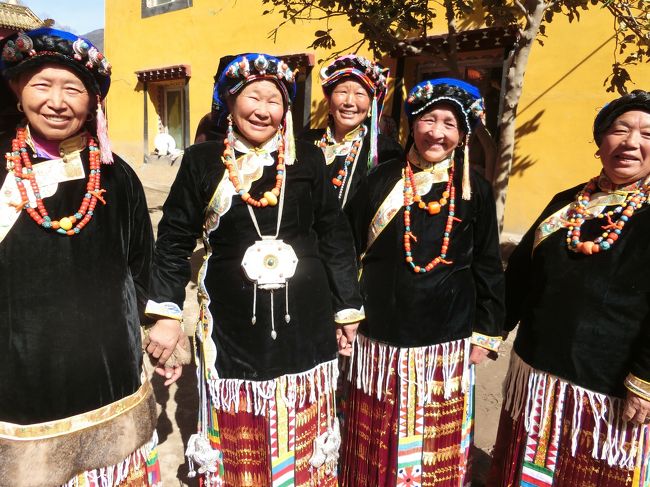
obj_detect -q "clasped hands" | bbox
[143,318,191,386]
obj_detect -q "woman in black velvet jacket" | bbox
[489,90,650,487]
[146,53,364,485]
[0,28,160,486]
[340,78,504,487]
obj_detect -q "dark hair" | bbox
[593,90,650,145]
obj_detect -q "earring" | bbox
[16,102,23,112]
[594,151,600,159]
[86,112,95,122]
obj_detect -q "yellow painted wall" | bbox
[502,9,649,236]
[104,0,372,165]
[105,1,649,236]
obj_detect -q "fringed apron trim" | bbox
[503,351,646,470]
[207,359,339,415]
[61,432,159,487]
[349,334,471,403]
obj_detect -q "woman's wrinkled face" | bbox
[412,103,464,163]
[229,79,285,146]
[328,78,370,139]
[12,64,92,141]
[598,110,650,185]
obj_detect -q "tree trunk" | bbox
[493,0,547,235]
[444,0,462,77]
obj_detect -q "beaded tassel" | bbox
[368,96,379,171]
[95,95,113,164]
[461,134,471,201]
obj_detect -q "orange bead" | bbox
[608,232,618,241]
[427,202,441,215]
[623,209,634,217]
[406,256,413,263]
[439,198,447,206]
[581,241,594,255]
[442,191,450,198]
[413,266,421,273]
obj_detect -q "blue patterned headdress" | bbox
[320,54,390,170]
[212,53,297,112]
[213,53,298,160]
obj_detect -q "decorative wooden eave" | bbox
[135,64,191,83]
[395,26,520,57]
[279,52,315,70]
[0,3,43,30]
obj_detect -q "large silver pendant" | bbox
[241,239,298,339]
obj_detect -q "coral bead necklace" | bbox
[223,134,284,208]
[6,127,105,236]
[403,158,458,273]
[566,176,650,255]
[319,125,366,197]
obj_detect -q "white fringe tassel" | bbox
[502,352,645,469]
[207,359,338,415]
[349,334,470,404]
[61,431,159,487]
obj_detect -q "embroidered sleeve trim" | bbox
[625,373,650,402]
[145,300,183,321]
[334,307,365,324]
[470,332,502,353]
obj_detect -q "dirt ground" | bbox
[139,161,515,487]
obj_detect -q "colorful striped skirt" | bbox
[192,360,340,487]
[340,334,475,487]
[488,352,650,487]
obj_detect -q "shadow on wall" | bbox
[511,108,544,178]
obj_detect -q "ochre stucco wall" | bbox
[104,0,373,166]
[501,9,649,236]
[105,1,649,235]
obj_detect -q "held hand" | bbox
[469,345,490,365]
[336,322,359,357]
[154,363,184,387]
[623,390,650,425]
[144,318,184,366]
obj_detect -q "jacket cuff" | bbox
[625,373,650,402]
[470,332,502,353]
[145,300,183,321]
[334,307,365,324]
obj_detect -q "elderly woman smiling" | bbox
[0,29,160,486]
[340,78,504,486]
[489,90,650,486]
[146,53,364,485]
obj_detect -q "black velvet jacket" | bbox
[507,183,650,398]
[149,139,362,381]
[300,128,402,208]
[0,142,153,424]
[349,157,505,348]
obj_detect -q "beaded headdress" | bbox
[213,53,297,162]
[0,28,113,163]
[405,78,486,200]
[320,55,390,169]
